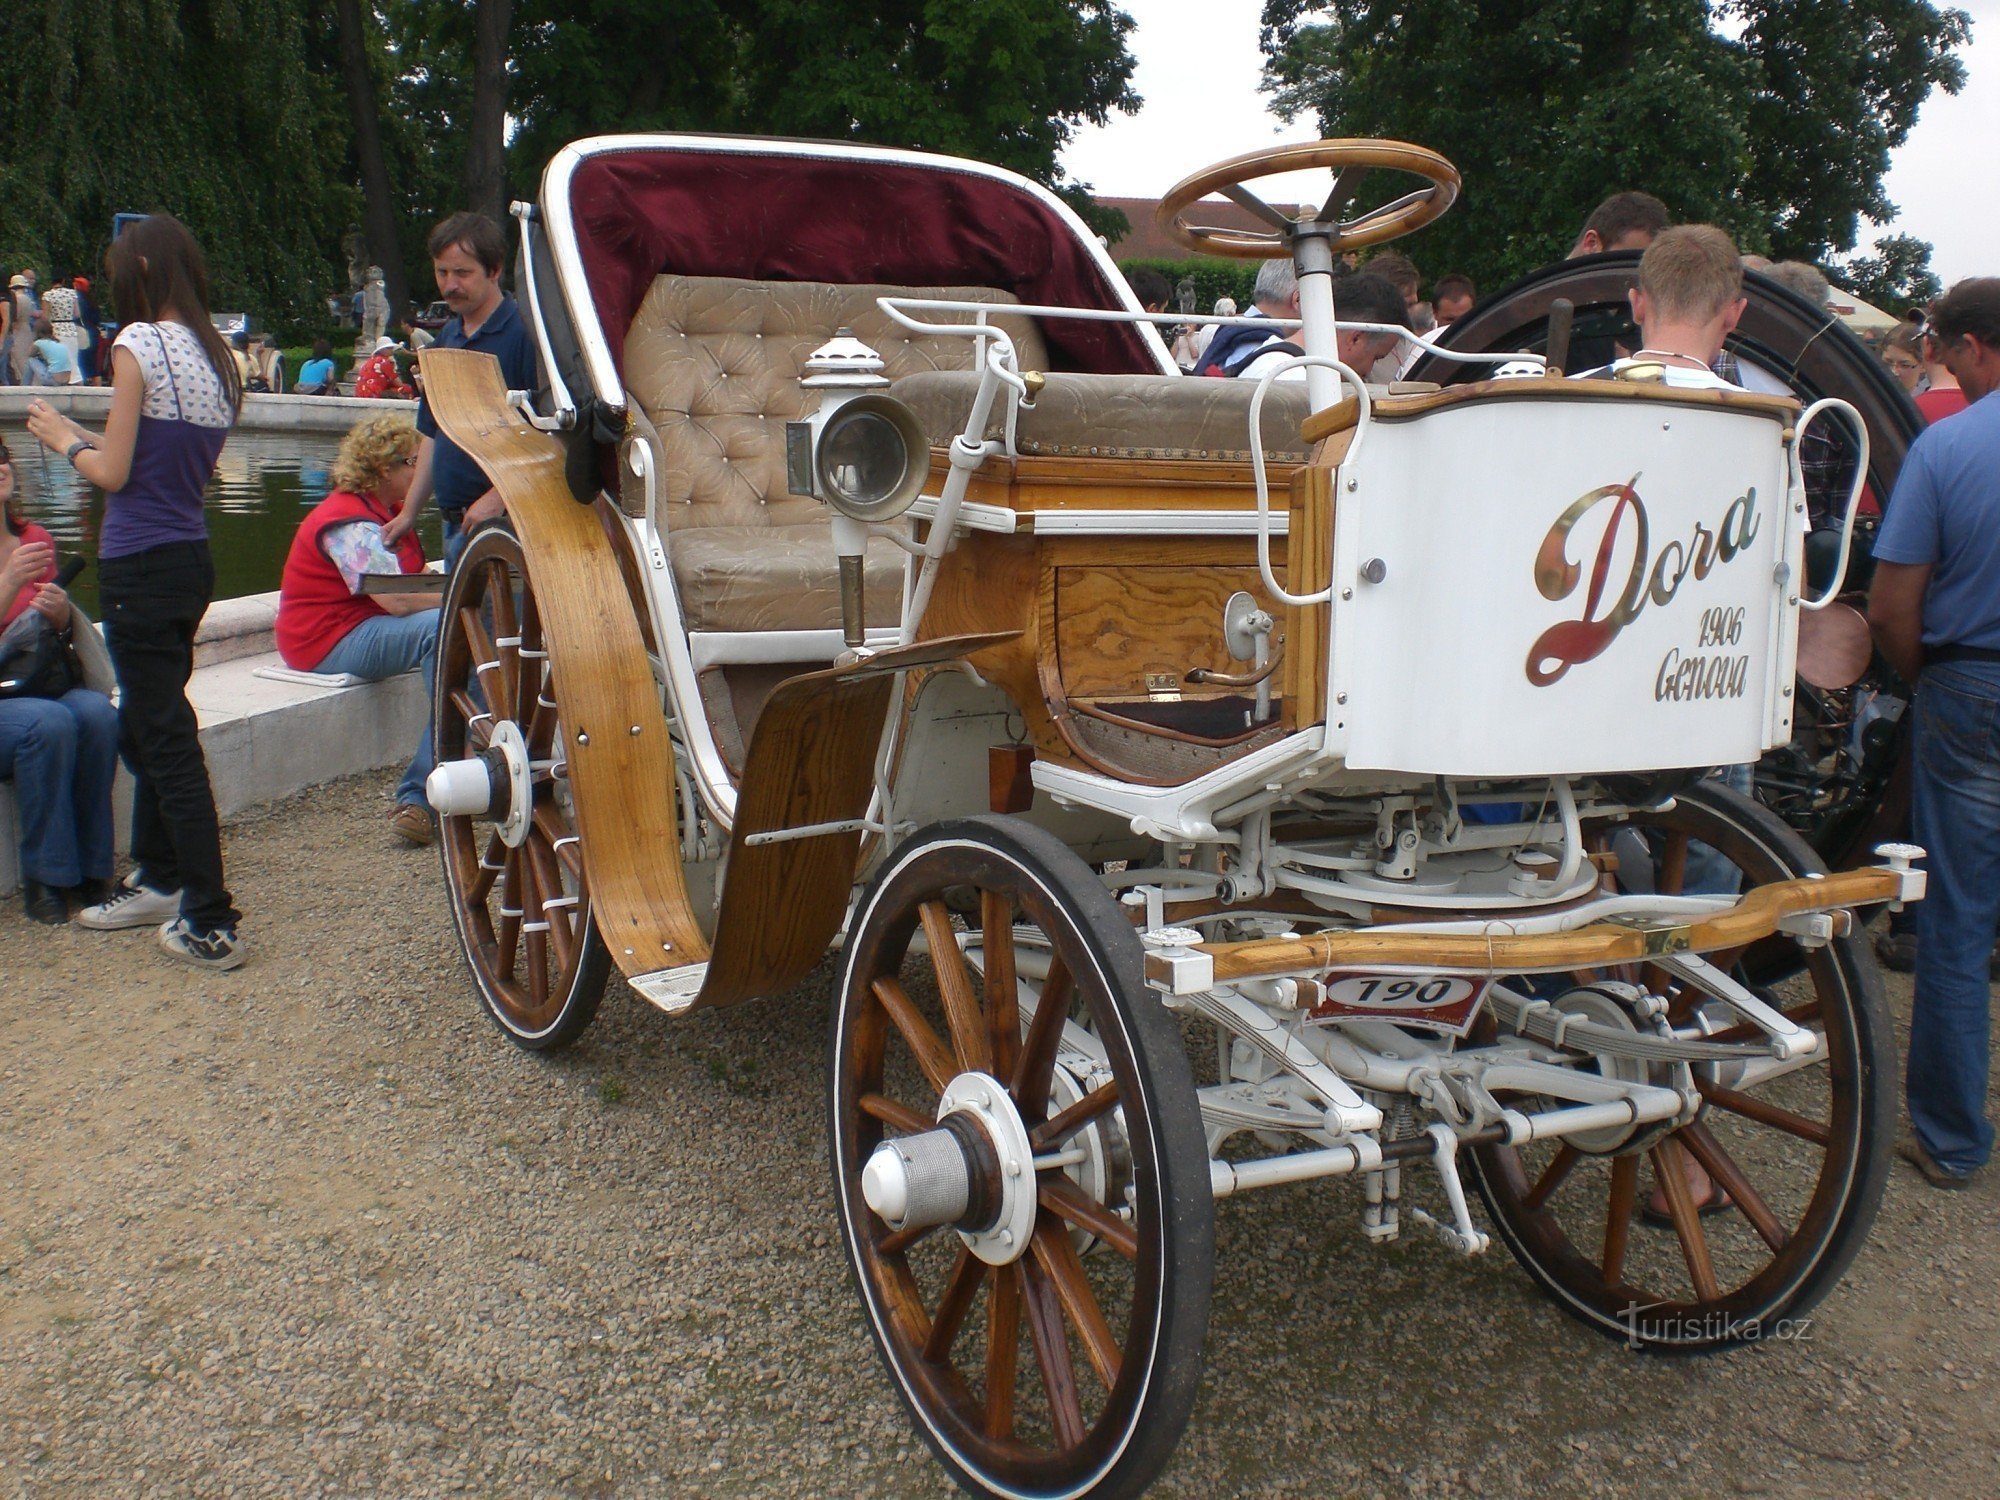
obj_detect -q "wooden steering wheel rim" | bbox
[1155,138,1461,261]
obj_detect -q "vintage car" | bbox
[414,132,1923,1499]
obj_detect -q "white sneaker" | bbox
[158,917,246,972]
[74,877,184,931]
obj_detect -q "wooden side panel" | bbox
[1054,565,1275,699]
[1285,465,1333,729]
[420,348,712,977]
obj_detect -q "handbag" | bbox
[0,611,83,699]
[0,554,90,700]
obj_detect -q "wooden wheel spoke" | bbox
[531,804,584,881]
[1679,1120,1791,1253]
[1019,1255,1087,1449]
[1649,1138,1721,1303]
[1658,831,1690,896]
[520,845,550,1008]
[922,1247,986,1363]
[458,605,512,722]
[982,895,1020,1079]
[486,563,522,717]
[1601,1154,1638,1286]
[921,902,992,1075]
[1038,1176,1137,1260]
[527,835,576,975]
[1032,1081,1120,1151]
[496,848,523,975]
[879,1221,941,1257]
[1522,1143,1580,1212]
[1012,959,1075,1117]
[1698,1080,1832,1146]
[449,687,493,751]
[468,831,507,903]
[872,977,958,1096]
[1029,1216,1122,1390]
[985,1265,1021,1440]
[859,1092,934,1135]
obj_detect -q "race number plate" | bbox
[1306,972,1490,1036]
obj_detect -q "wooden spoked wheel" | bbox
[1155,138,1460,260]
[831,817,1213,1500]
[1470,781,1893,1350]
[436,525,608,1050]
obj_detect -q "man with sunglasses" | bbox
[1869,278,2000,1188]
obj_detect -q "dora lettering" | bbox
[1526,476,1760,686]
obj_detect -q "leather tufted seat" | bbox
[619,274,1049,633]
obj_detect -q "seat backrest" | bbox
[620,274,1049,527]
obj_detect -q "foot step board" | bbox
[628,965,712,1015]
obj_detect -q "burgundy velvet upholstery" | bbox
[565,145,1161,381]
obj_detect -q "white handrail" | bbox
[1247,352,1373,608]
[875,296,1544,372]
[1794,396,1871,611]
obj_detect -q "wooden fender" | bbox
[421,347,1015,1012]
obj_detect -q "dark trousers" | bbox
[98,541,239,932]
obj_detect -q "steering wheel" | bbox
[1156,139,1460,260]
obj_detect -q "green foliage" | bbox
[1260,0,1969,294]
[1836,233,1944,315]
[0,0,357,326]
[1118,257,1259,314]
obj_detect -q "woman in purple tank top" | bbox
[24,215,248,970]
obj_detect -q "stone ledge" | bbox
[1,648,426,896]
[0,385,415,433]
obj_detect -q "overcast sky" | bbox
[1062,0,1998,286]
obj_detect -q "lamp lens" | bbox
[821,410,909,509]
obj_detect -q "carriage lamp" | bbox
[787,331,933,646]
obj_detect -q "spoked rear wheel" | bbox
[436,525,608,1050]
[831,817,1213,1500]
[1471,781,1894,1351]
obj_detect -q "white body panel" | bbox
[1330,396,1800,778]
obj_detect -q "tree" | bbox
[505,0,1139,222]
[462,0,514,226]
[1837,232,1944,315]
[1260,0,1969,293]
[331,0,411,315]
[0,0,357,329]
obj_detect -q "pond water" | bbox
[3,426,443,617]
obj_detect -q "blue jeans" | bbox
[316,610,441,807]
[1681,762,1756,896]
[442,513,469,573]
[0,687,120,887]
[1907,662,2000,1175]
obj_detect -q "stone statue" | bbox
[360,266,390,349]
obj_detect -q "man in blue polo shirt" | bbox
[383,212,537,569]
[1869,276,2000,1189]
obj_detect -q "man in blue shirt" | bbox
[383,212,537,570]
[1869,276,2000,1188]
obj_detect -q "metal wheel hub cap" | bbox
[860,1071,1039,1265]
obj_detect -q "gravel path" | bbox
[4,770,1998,1498]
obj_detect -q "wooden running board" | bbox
[421,347,1016,1013]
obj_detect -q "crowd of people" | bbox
[1,207,530,975]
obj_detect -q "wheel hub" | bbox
[425,720,532,848]
[1553,982,1683,1155]
[860,1071,1039,1265]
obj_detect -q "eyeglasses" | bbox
[1884,355,1921,372]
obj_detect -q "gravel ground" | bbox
[4,770,1999,1499]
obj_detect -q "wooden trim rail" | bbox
[1199,866,1903,981]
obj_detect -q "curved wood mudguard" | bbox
[421,347,1017,1014]
[421,348,713,976]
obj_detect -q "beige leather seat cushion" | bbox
[891,369,1314,461]
[623,274,1049,531]
[670,524,904,633]
[619,274,1048,634]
